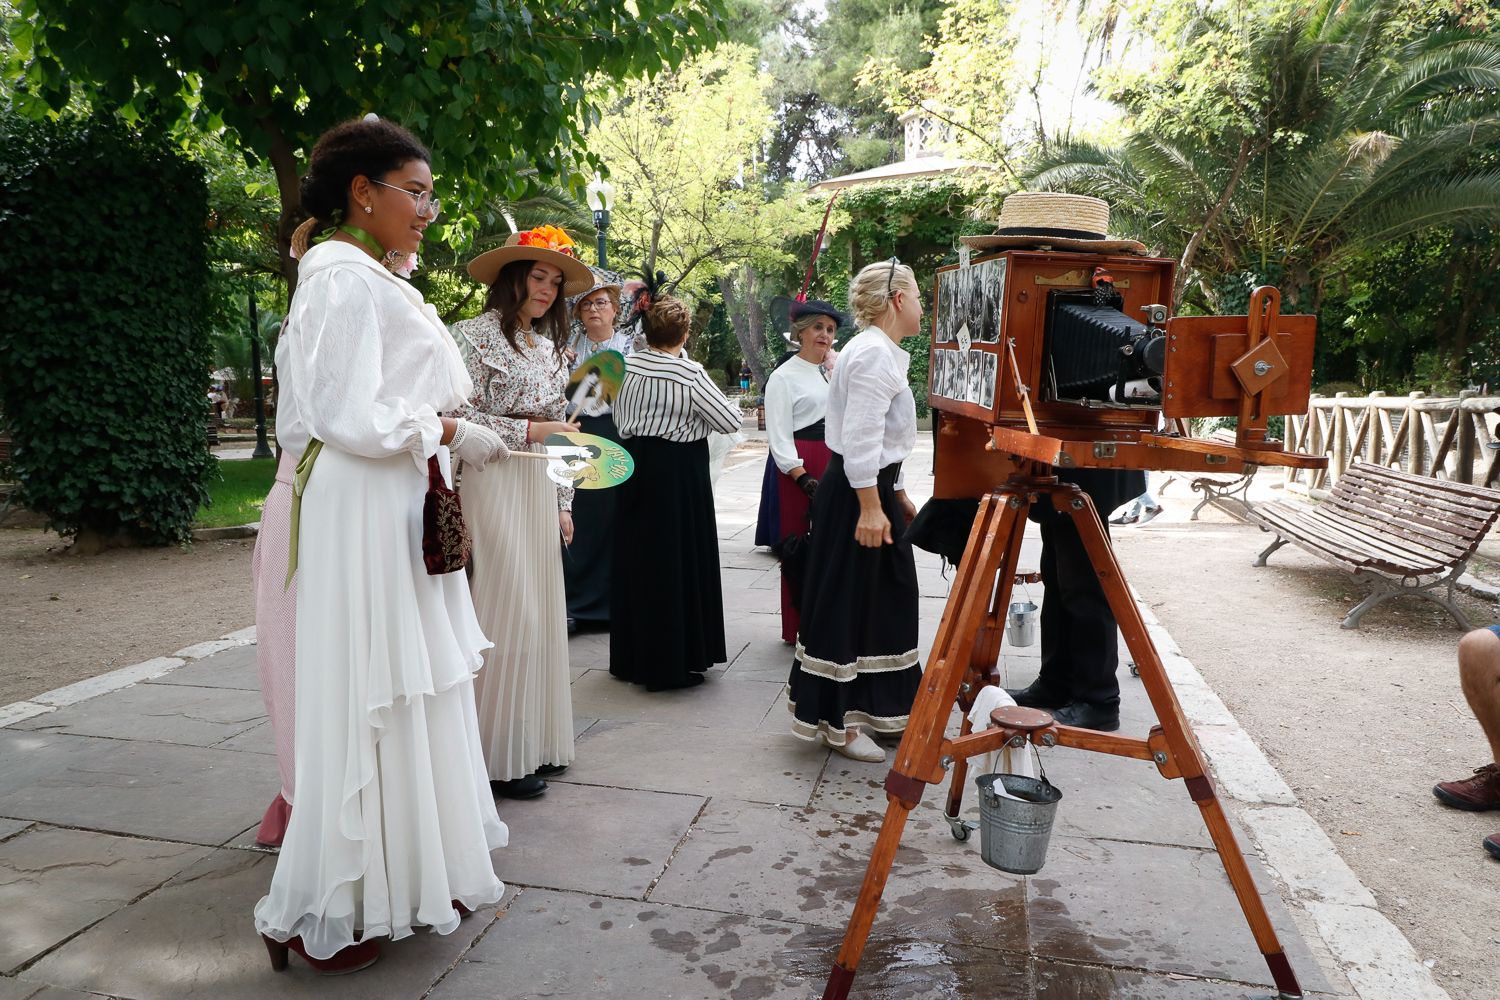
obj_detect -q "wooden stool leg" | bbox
[823,492,1027,999]
[1062,491,1303,998]
[823,796,916,1000]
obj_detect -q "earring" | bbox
[363,205,372,214]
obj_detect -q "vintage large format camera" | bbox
[927,249,1318,497]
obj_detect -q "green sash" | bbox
[284,439,324,589]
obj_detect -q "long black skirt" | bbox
[787,454,921,746]
[561,410,619,624]
[610,435,727,690]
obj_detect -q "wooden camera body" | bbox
[927,249,1324,499]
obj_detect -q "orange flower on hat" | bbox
[516,225,577,257]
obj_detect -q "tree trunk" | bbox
[1176,137,1252,303]
[262,116,304,299]
[719,265,769,390]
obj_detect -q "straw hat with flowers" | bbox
[466,225,595,294]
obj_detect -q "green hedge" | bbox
[0,113,215,547]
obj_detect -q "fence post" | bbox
[1406,392,1426,475]
[1332,392,1351,485]
[1456,388,1477,484]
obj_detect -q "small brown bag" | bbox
[422,455,471,575]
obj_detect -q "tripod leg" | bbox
[824,491,1026,1000]
[945,596,1007,833]
[1061,492,1303,998]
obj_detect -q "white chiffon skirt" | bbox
[253,447,507,959]
[462,449,574,782]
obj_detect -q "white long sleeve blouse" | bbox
[277,242,472,473]
[763,355,829,474]
[824,326,916,490]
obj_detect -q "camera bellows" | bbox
[1048,295,1166,403]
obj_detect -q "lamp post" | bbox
[247,279,273,460]
[586,176,615,269]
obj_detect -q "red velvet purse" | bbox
[421,455,471,575]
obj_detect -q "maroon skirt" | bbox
[776,422,832,643]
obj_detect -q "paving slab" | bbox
[651,798,1029,954]
[494,781,704,899]
[0,980,110,1000]
[143,644,260,691]
[10,683,265,748]
[23,849,504,1000]
[568,669,782,733]
[211,720,273,755]
[445,886,1036,1000]
[723,640,796,684]
[0,730,277,845]
[558,719,822,806]
[1032,959,1291,999]
[1028,836,1331,992]
[0,827,210,974]
[0,819,32,842]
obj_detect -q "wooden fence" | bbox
[1283,391,1500,495]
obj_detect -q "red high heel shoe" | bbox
[262,934,381,974]
[453,900,472,918]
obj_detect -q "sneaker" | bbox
[1433,764,1500,811]
[1135,504,1163,526]
[827,730,886,763]
[1485,833,1500,860]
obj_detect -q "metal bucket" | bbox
[1005,601,1039,647]
[975,773,1062,875]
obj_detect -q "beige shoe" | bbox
[830,730,886,763]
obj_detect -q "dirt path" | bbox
[0,527,256,705]
[1113,502,1500,1000]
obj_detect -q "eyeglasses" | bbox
[579,298,615,312]
[371,179,440,220]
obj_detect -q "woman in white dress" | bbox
[253,116,512,973]
[453,227,593,799]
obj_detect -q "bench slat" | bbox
[1319,496,1479,559]
[1252,503,1450,576]
[1332,476,1499,531]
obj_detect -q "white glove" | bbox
[449,419,509,471]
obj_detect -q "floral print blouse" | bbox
[451,310,573,512]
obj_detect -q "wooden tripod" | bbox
[821,467,1304,1000]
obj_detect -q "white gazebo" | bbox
[811,104,991,192]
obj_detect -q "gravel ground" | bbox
[1113,488,1500,1000]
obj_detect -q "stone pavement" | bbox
[0,437,1440,999]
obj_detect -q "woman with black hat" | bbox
[763,299,844,644]
[560,268,629,629]
[453,225,593,799]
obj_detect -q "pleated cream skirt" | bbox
[253,446,507,959]
[462,448,574,781]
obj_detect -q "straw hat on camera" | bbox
[466,224,595,294]
[961,192,1146,254]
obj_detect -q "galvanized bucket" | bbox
[975,772,1062,875]
[1005,601,1039,647]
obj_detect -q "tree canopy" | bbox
[9,0,729,287]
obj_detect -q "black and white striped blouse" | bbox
[615,348,742,442]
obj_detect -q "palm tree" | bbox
[1030,0,1500,314]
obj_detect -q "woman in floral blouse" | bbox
[453,226,593,799]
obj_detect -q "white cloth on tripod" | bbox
[967,686,1041,799]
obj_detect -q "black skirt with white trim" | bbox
[787,453,921,745]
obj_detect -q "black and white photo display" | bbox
[934,257,1006,346]
[929,346,997,409]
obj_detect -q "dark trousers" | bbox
[1034,516,1121,707]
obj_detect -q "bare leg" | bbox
[1458,629,1500,765]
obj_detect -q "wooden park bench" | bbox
[1162,426,1260,520]
[1248,461,1500,629]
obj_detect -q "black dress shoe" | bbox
[491,775,547,799]
[1051,700,1121,732]
[534,763,569,777]
[566,617,578,636]
[1004,681,1069,710]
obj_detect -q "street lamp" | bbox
[585,176,615,269]
[246,279,273,460]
